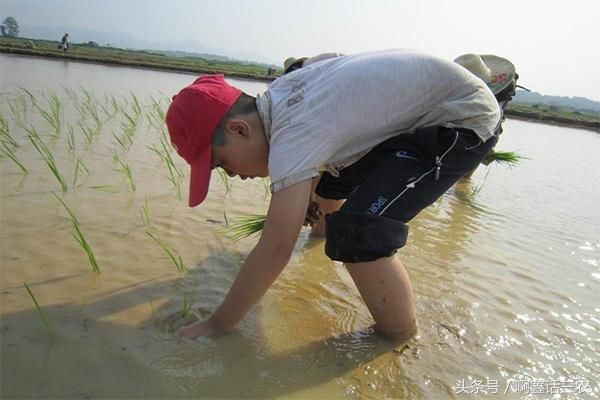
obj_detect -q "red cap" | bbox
[166,75,242,207]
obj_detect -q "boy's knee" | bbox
[324,210,408,263]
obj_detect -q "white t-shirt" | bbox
[256,49,501,192]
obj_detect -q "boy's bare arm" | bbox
[179,179,312,338]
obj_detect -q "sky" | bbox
[1,0,599,100]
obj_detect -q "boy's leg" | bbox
[345,255,417,337]
[325,127,498,336]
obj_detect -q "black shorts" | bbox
[318,126,498,263]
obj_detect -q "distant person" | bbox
[453,54,521,177]
[266,67,276,77]
[453,54,518,128]
[165,49,501,340]
[60,33,69,51]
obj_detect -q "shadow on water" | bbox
[1,249,413,399]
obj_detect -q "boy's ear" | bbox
[225,118,251,138]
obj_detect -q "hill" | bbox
[513,91,600,114]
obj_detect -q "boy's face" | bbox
[210,118,269,180]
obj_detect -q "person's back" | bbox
[263,49,500,193]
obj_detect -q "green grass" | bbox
[24,282,54,338]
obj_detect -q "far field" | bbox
[1,36,599,131]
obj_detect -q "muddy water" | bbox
[1,54,598,399]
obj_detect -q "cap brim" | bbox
[188,146,212,207]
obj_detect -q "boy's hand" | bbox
[177,318,221,339]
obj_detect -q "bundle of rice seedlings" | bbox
[482,150,527,167]
[220,214,266,241]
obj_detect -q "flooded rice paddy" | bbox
[1,54,599,399]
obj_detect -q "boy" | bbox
[166,49,501,339]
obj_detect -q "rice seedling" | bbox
[114,159,136,191]
[483,150,528,167]
[146,96,167,131]
[79,85,94,106]
[66,124,76,151]
[78,121,98,144]
[216,168,232,194]
[7,98,25,128]
[130,92,143,119]
[150,95,166,120]
[109,94,120,114]
[148,138,184,199]
[23,282,54,338]
[469,167,493,199]
[180,294,195,318]
[112,131,134,153]
[53,193,100,273]
[140,196,151,226]
[18,86,37,107]
[52,192,79,225]
[35,92,62,137]
[220,214,266,241]
[26,126,68,192]
[0,113,18,148]
[98,102,113,120]
[0,141,28,174]
[65,91,89,122]
[121,108,138,129]
[89,185,117,193]
[72,156,89,188]
[121,117,137,138]
[78,87,102,127]
[146,232,188,272]
[63,87,80,105]
[261,177,271,197]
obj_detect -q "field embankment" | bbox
[0,36,278,82]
